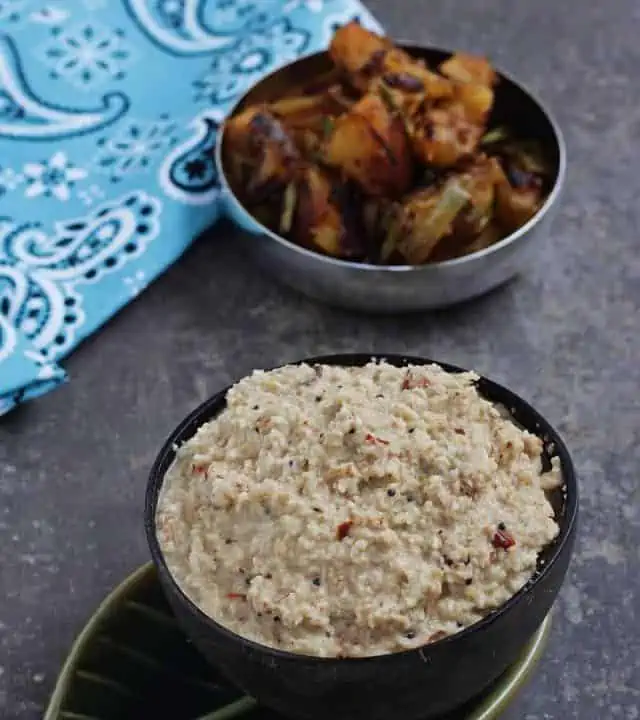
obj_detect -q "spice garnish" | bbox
[226,593,246,600]
[402,375,430,390]
[365,433,389,445]
[337,520,353,540]
[492,528,516,549]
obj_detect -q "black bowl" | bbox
[145,354,578,720]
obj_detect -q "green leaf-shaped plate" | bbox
[44,564,551,720]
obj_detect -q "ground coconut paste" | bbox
[156,362,562,657]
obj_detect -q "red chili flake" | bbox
[226,593,247,600]
[492,529,516,550]
[336,520,353,541]
[402,375,430,390]
[454,428,465,435]
[365,433,389,445]
[506,441,513,448]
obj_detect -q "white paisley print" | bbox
[0,0,382,413]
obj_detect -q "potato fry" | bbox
[453,81,494,124]
[493,158,544,232]
[224,107,300,201]
[381,49,454,101]
[290,167,349,257]
[223,24,551,266]
[410,101,484,168]
[325,93,413,196]
[439,53,498,87]
[329,21,392,90]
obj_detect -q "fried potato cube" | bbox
[439,53,498,87]
[325,93,413,197]
[453,81,494,125]
[330,23,454,101]
[329,21,392,90]
[381,49,454,101]
[224,107,300,201]
[493,160,544,232]
[292,166,348,257]
[410,101,484,168]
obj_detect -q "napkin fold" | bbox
[0,0,381,415]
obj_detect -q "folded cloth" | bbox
[0,0,381,415]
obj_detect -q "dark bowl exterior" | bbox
[216,47,567,312]
[145,354,578,720]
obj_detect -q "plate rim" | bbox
[44,562,154,720]
[44,563,552,720]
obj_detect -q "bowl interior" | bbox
[145,354,577,662]
[218,46,565,270]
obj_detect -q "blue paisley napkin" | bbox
[0,0,380,415]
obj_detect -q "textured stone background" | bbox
[1,0,638,717]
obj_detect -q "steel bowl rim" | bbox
[145,352,578,666]
[215,44,567,274]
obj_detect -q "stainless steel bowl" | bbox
[216,45,566,313]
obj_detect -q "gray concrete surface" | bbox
[1,0,638,717]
